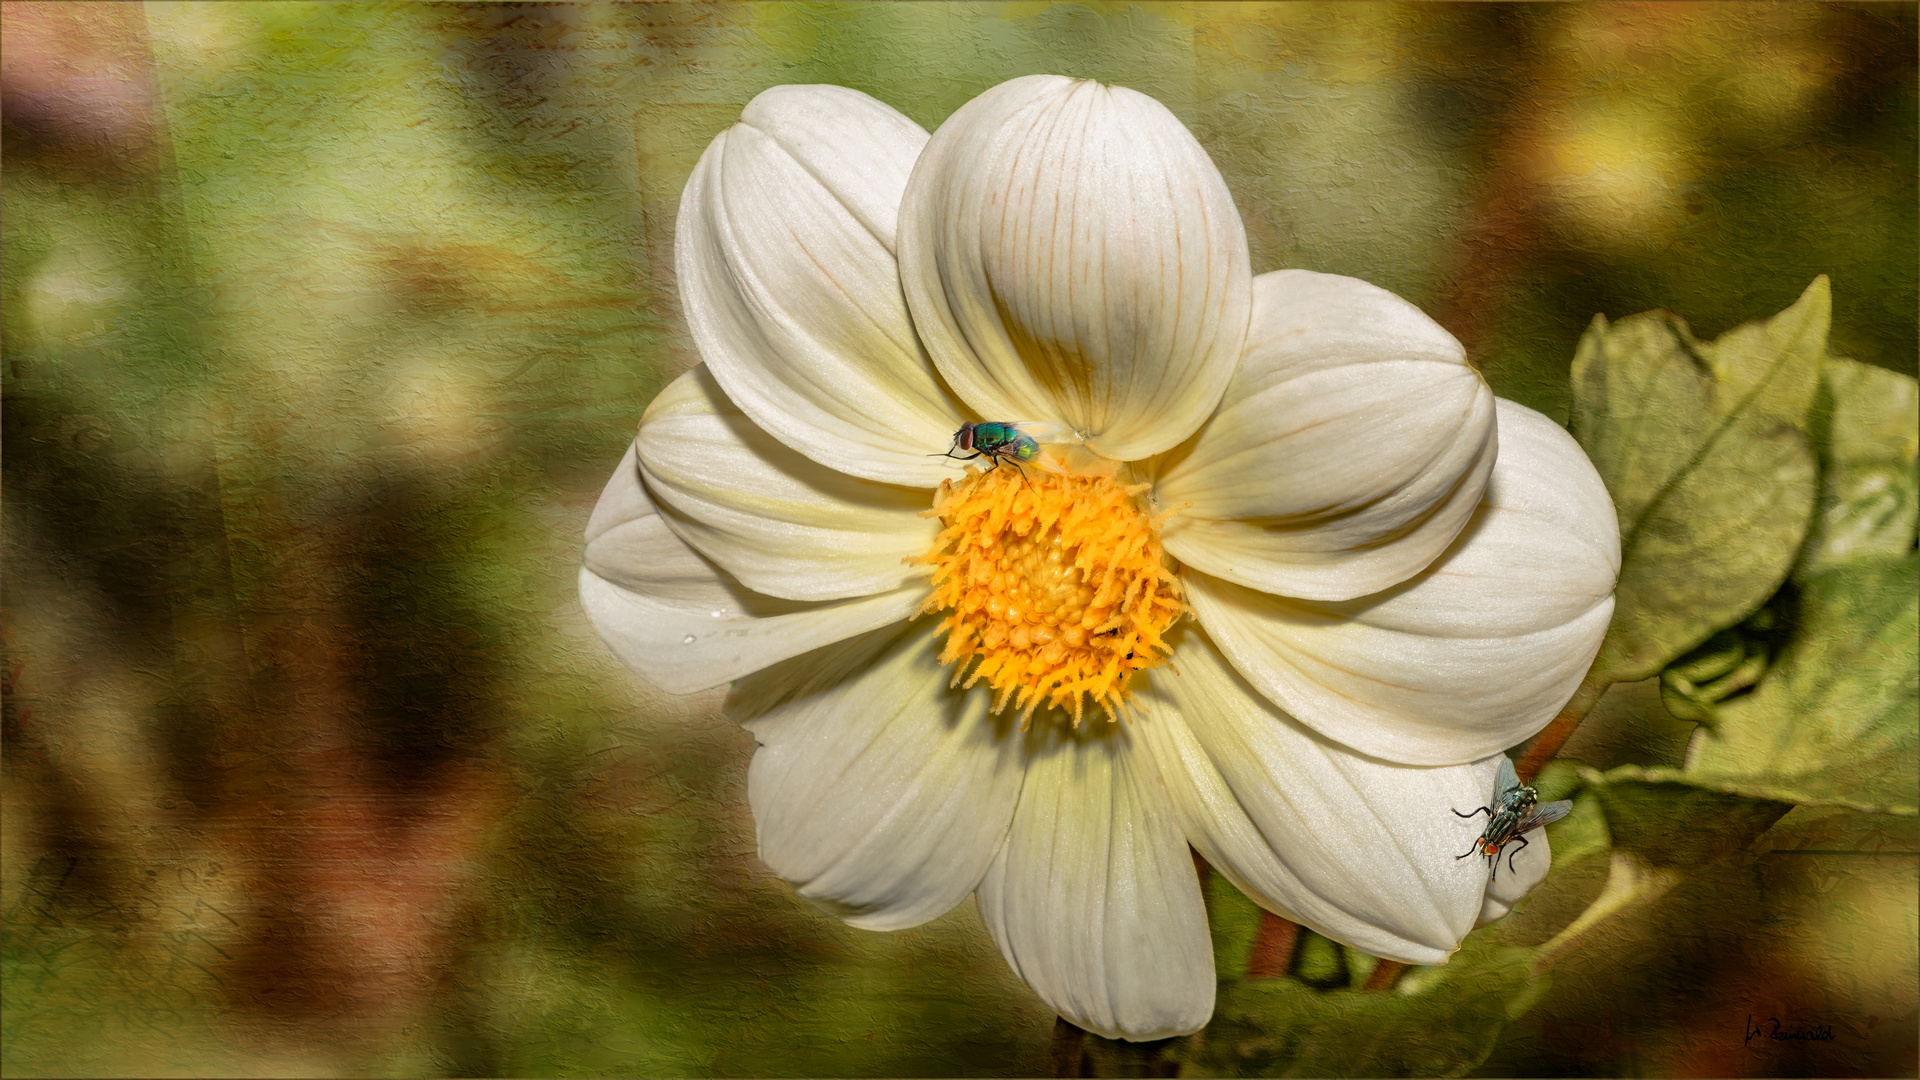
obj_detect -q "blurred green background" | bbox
[3,3,1913,1076]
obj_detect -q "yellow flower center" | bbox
[914,463,1188,728]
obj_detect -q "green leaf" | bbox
[1797,357,1920,578]
[1685,555,1920,814]
[1570,278,1827,683]
[1575,765,1795,866]
[1188,940,1547,1078]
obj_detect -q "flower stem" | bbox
[1361,959,1409,992]
[1244,910,1301,979]
[1515,673,1611,783]
[1050,1018,1086,1078]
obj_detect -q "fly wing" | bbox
[1008,422,1071,475]
[1023,449,1069,475]
[1493,756,1521,801]
[1007,421,1068,445]
[1519,799,1574,833]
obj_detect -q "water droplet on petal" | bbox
[710,610,725,619]
[682,634,696,645]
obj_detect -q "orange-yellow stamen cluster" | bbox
[914,464,1187,728]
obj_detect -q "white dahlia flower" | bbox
[582,76,1619,1041]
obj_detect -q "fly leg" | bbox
[1504,832,1529,878]
[977,452,1031,490]
[1452,806,1491,821]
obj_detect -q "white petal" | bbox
[677,85,968,487]
[899,75,1251,461]
[636,367,939,602]
[1328,401,1622,636]
[580,441,923,694]
[1190,400,1619,765]
[726,620,1026,931]
[1478,824,1552,926]
[741,85,925,252]
[974,721,1214,1041]
[1158,271,1497,601]
[1133,636,1503,964]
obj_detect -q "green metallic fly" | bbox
[1454,757,1572,882]
[935,421,1064,477]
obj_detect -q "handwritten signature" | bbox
[1745,1015,1837,1048]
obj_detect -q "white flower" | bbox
[581,76,1619,1041]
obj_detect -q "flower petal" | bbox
[899,75,1251,461]
[1158,271,1497,601]
[726,620,1026,931]
[974,721,1214,1041]
[636,366,939,602]
[1133,636,1508,964]
[1190,399,1619,765]
[581,440,923,694]
[678,85,967,487]
[740,84,925,252]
